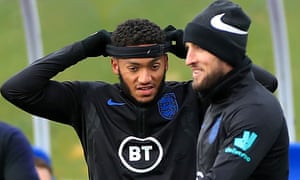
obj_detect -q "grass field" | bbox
[0,0,299,179]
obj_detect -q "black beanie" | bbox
[184,0,251,67]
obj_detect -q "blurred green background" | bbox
[0,0,299,179]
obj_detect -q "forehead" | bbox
[116,56,164,65]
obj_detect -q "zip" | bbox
[136,107,146,137]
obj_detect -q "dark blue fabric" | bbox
[0,122,39,180]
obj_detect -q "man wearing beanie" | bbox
[184,0,289,180]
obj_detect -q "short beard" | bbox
[192,69,226,93]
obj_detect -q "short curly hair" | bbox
[111,18,166,47]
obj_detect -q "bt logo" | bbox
[118,136,163,173]
[129,145,153,161]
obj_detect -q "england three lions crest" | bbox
[158,93,178,120]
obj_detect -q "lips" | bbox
[192,69,203,79]
[137,86,154,96]
[193,70,200,76]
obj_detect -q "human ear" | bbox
[111,58,119,75]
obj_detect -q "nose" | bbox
[185,49,195,66]
[138,69,152,83]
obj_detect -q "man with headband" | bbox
[1,18,278,179]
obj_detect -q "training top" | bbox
[1,42,203,180]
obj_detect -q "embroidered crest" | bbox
[158,93,178,120]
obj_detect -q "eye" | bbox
[128,66,138,72]
[152,63,160,70]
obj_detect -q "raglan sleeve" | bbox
[0,42,86,123]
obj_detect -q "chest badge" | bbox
[118,136,163,173]
[158,93,178,120]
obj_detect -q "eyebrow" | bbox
[151,57,161,62]
[126,56,162,65]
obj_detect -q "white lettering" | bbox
[129,145,153,161]
[141,145,153,161]
[129,146,141,161]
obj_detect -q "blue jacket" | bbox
[0,122,39,180]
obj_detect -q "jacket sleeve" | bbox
[0,42,86,124]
